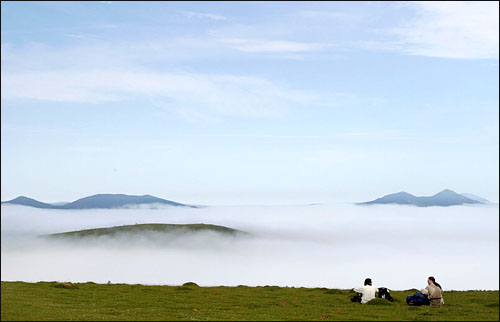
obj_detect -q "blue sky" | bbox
[1,1,498,205]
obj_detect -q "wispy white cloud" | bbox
[67,146,110,153]
[221,2,498,59]
[94,23,120,29]
[296,10,367,24]
[180,10,227,21]
[342,130,415,140]
[1,69,328,120]
[1,40,353,122]
[219,38,328,53]
[179,130,414,141]
[0,37,246,72]
[64,33,99,41]
[389,1,499,59]
[297,10,351,19]
[180,134,335,140]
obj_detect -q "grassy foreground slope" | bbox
[1,282,498,321]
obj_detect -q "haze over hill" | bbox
[2,202,498,290]
[358,189,486,207]
[2,194,196,209]
[47,223,248,239]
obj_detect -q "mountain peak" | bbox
[10,196,30,201]
[393,191,414,196]
[435,189,457,195]
[2,194,196,209]
[2,196,56,208]
[359,189,483,207]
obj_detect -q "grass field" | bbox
[1,281,498,321]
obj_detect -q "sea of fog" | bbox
[1,203,498,290]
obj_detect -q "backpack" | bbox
[378,287,394,302]
[406,292,430,306]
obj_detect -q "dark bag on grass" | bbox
[351,293,362,303]
[406,292,430,306]
[378,287,394,302]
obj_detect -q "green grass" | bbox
[46,223,248,239]
[1,281,498,321]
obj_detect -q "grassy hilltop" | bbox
[1,281,498,321]
[47,223,248,239]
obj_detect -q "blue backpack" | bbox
[406,292,430,306]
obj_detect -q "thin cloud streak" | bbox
[3,3,496,61]
[1,66,354,122]
[180,10,227,21]
[220,38,329,53]
[179,130,416,141]
[64,33,99,41]
[1,69,322,119]
[389,1,499,59]
[210,2,499,59]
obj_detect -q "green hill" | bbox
[47,223,249,239]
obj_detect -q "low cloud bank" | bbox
[1,203,498,290]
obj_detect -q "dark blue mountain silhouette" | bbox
[358,189,484,207]
[2,194,196,209]
[2,196,56,209]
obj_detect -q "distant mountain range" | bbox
[1,194,197,209]
[2,190,490,209]
[358,189,489,207]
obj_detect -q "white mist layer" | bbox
[1,203,498,290]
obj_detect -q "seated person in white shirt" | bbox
[351,278,378,304]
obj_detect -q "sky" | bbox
[1,1,499,205]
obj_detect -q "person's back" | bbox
[353,278,378,304]
[424,282,443,306]
[421,276,444,306]
[353,285,378,304]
